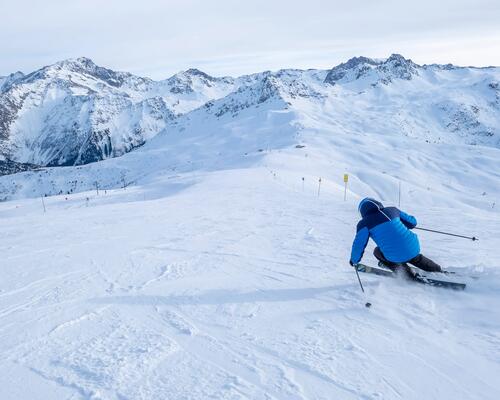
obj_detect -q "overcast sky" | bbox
[1,0,499,79]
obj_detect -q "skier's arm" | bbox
[400,210,417,229]
[350,223,369,265]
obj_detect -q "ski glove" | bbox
[349,260,355,267]
[399,211,417,229]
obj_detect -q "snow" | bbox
[2,55,499,168]
[1,118,500,399]
[1,55,500,399]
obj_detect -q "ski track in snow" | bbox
[1,153,500,399]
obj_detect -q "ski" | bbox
[378,262,467,290]
[355,263,466,290]
[407,267,467,290]
[355,263,394,277]
[440,269,480,280]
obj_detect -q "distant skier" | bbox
[349,198,442,272]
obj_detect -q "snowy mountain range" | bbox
[1,54,499,176]
[0,58,233,170]
[1,55,500,399]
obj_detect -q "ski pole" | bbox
[354,265,365,293]
[414,227,478,241]
[352,264,371,308]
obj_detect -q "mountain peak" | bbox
[343,56,379,69]
[54,57,99,73]
[185,68,213,79]
[166,68,232,94]
[385,53,408,63]
[324,56,379,84]
[325,54,420,85]
[68,56,96,66]
[378,53,419,81]
[40,57,144,88]
[383,53,418,68]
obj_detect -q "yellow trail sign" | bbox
[344,174,349,183]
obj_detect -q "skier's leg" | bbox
[373,247,397,267]
[408,254,442,272]
[373,247,413,277]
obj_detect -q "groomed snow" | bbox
[1,116,499,399]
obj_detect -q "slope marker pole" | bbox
[343,174,349,201]
[398,180,401,207]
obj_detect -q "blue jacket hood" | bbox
[358,198,384,217]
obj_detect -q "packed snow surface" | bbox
[1,56,500,399]
[1,142,500,399]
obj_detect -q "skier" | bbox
[349,198,442,272]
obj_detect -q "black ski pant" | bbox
[373,247,442,272]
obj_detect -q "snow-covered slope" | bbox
[0,54,499,399]
[1,157,499,399]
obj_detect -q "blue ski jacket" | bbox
[350,198,420,264]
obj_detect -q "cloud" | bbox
[1,0,499,78]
